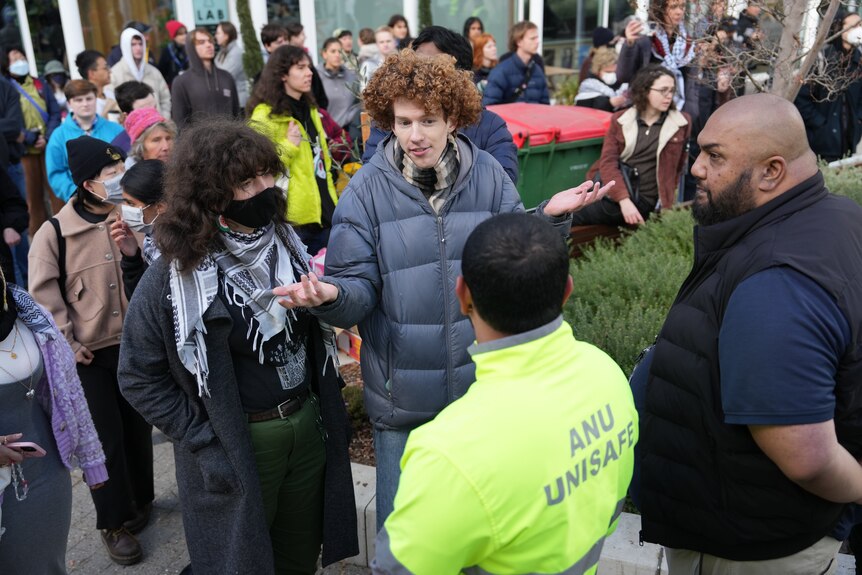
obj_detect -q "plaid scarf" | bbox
[397,135,460,212]
[168,222,338,397]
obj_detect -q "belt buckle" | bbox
[276,398,295,419]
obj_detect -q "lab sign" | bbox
[194,0,228,26]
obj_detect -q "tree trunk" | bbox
[771,0,841,101]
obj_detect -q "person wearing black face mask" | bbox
[28,135,154,566]
[116,118,358,574]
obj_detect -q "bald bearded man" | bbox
[635,93,862,574]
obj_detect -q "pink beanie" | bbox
[165,20,187,40]
[125,107,166,144]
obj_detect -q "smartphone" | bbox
[6,441,46,457]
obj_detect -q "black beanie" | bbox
[66,136,125,187]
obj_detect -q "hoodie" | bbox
[109,28,172,116]
[171,36,239,129]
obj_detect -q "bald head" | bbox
[705,94,814,165]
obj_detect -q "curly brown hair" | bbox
[363,49,482,131]
[156,117,286,271]
[246,45,316,117]
[630,64,676,114]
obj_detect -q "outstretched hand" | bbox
[273,273,339,309]
[544,180,615,217]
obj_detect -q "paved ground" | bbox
[66,431,369,575]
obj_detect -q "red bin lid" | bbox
[486,103,612,148]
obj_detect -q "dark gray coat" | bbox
[312,134,570,432]
[119,257,358,573]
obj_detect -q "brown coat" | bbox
[28,197,130,353]
[588,107,691,209]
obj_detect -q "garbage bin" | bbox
[487,103,612,209]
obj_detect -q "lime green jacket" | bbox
[249,103,338,226]
[373,317,638,575]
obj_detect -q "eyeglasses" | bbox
[650,87,675,96]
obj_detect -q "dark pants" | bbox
[294,225,330,258]
[77,345,154,529]
[570,195,655,226]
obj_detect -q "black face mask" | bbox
[223,186,279,229]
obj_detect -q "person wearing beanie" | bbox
[579,26,619,83]
[110,27,172,117]
[158,20,189,88]
[45,79,125,203]
[123,107,176,165]
[29,135,154,567]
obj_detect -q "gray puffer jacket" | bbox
[312,133,570,430]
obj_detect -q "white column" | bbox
[601,0,610,28]
[529,0,544,54]
[13,0,36,74]
[517,0,525,23]
[299,0,318,64]
[57,0,86,78]
[175,0,195,30]
[404,0,419,34]
[251,0,268,53]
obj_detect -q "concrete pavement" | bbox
[65,431,857,575]
[66,431,369,575]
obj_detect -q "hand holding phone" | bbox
[6,441,46,457]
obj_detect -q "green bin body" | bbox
[486,104,612,210]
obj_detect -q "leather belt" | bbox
[247,389,310,423]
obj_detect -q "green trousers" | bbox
[248,393,326,575]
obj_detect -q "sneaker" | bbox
[100,527,143,566]
[123,502,153,535]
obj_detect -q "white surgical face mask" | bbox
[601,72,618,85]
[9,60,29,77]
[121,203,157,235]
[847,27,862,46]
[91,173,124,204]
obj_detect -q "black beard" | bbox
[691,168,756,226]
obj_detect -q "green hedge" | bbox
[563,166,862,376]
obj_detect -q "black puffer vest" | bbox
[641,172,862,560]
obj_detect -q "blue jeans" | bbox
[372,428,411,532]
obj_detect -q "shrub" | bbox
[824,166,862,204]
[564,165,862,376]
[342,384,367,428]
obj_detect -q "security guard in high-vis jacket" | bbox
[372,214,638,575]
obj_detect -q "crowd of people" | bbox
[0,6,860,575]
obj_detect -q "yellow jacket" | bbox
[249,103,338,226]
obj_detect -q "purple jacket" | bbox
[1,286,107,502]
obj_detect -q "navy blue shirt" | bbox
[719,266,856,540]
[720,267,849,426]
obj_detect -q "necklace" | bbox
[0,322,36,399]
[10,462,28,501]
[0,323,19,358]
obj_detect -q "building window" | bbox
[77,0,174,57]
[313,0,404,49]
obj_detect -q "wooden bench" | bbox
[568,202,692,258]
[569,224,635,258]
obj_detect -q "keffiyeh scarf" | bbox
[169,222,338,397]
[651,23,695,108]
